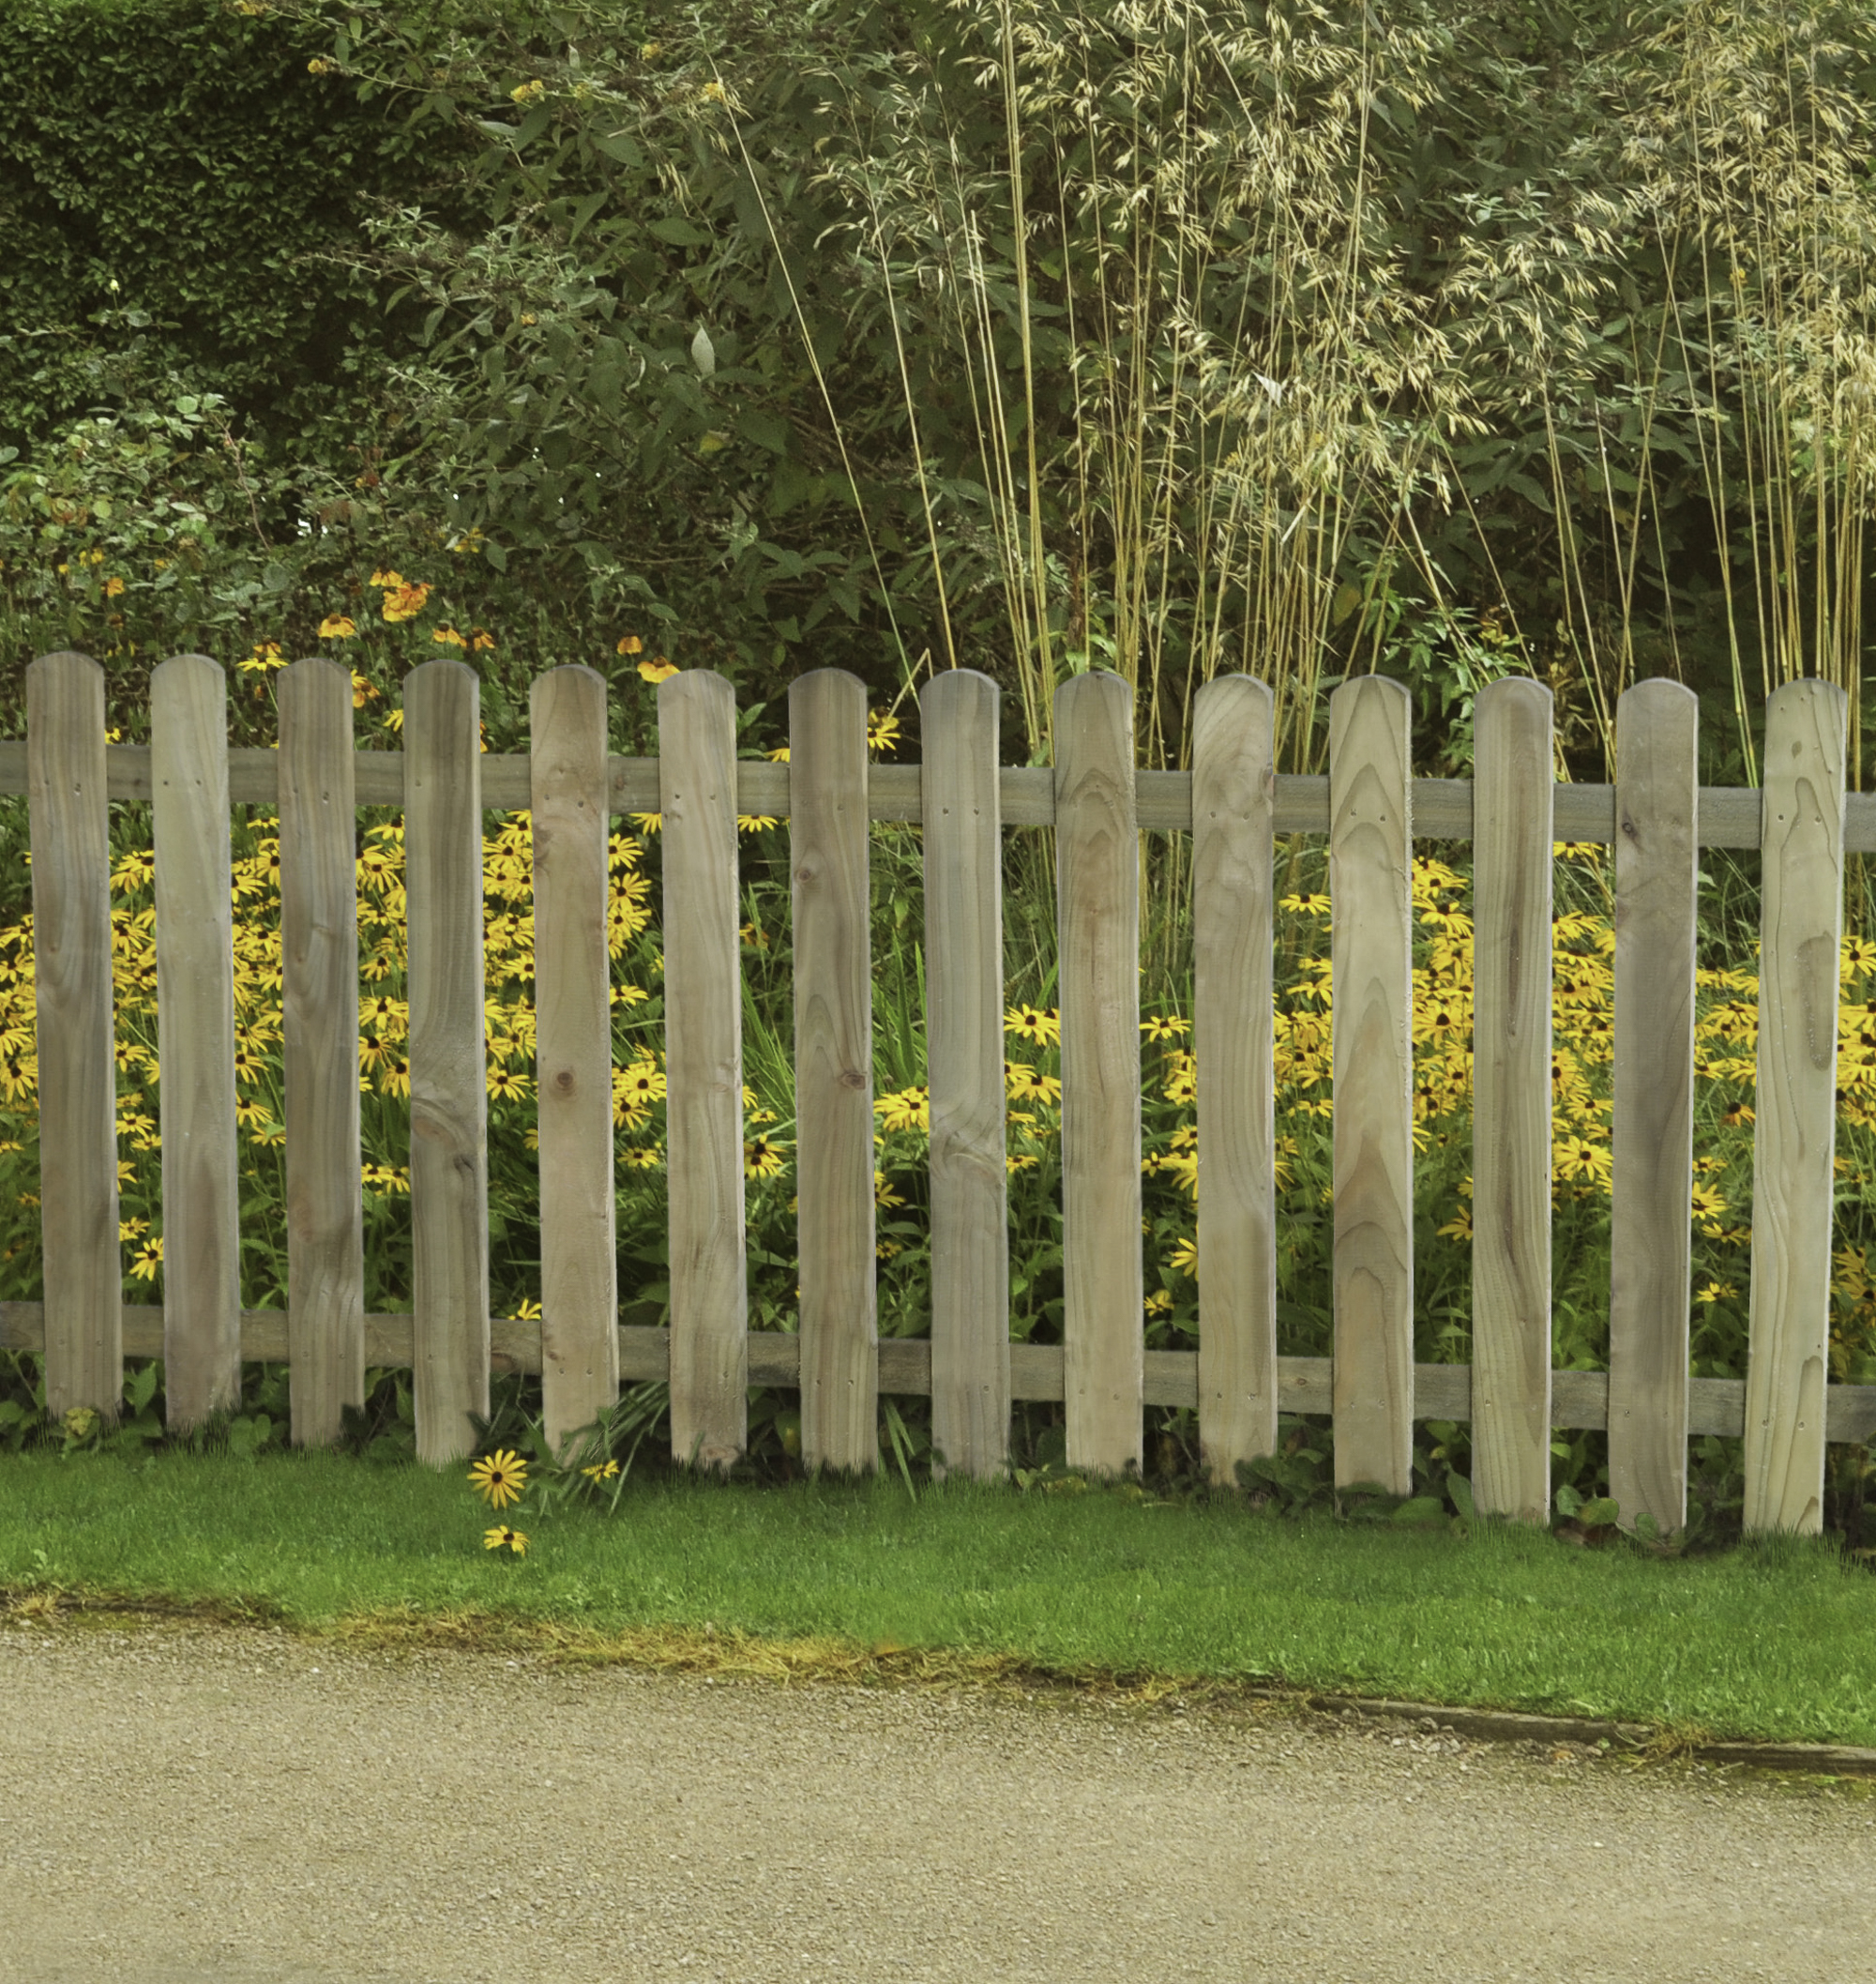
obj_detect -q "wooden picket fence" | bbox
[4,652,1874,1537]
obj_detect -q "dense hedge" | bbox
[0,0,479,462]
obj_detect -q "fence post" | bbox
[405,659,490,1466]
[1191,674,1278,1487]
[26,651,120,1421]
[660,669,748,1472]
[1470,676,1554,1522]
[1056,669,1142,1480]
[791,669,877,1474]
[1744,677,1846,1534]
[1608,677,1698,1537]
[152,654,241,1430]
[1329,675,1415,1494]
[280,656,366,1446]
[922,667,1009,1482]
[532,665,619,1460]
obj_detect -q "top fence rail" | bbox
[0,734,1870,849]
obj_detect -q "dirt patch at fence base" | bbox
[4,1614,1874,1984]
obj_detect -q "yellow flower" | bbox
[432,625,469,649]
[236,641,286,675]
[102,576,125,598]
[867,709,900,754]
[483,1525,529,1554]
[381,580,431,623]
[351,670,377,707]
[307,56,331,74]
[468,1449,529,1509]
[487,1065,531,1103]
[511,79,546,103]
[638,655,678,684]
[582,1459,620,1482]
[472,629,496,652]
[615,634,643,656]
[701,79,727,102]
[874,1085,929,1132]
[1166,1235,1198,1278]
[369,568,402,588]
[744,1136,788,1178]
[129,1237,163,1281]
[319,613,357,640]
[640,40,662,59]
[1005,1005,1061,1047]
[1696,1280,1737,1306]
[1141,1013,1189,1042]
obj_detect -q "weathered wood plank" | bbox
[1056,670,1143,1479]
[1607,678,1699,1536]
[5,1295,1873,1440]
[26,652,122,1420]
[532,666,620,1460]
[151,655,241,1430]
[921,668,1009,1482]
[1470,677,1553,1522]
[791,669,877,1473]
[404,661,491,1467]
[1744,678,1846,1535]
[1329,676,1415,1493]
[1191,674,1278,1487]
[659,669,748,1471]
[280,658,366,1446]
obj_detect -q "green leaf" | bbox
[1446,1473,1476,1522]
[1578,1496,1621,1528]
[1392,1496,1446,1525]
[648,216,711,247]
[1554,1481,1584,1518]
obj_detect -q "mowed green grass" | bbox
[3,1447,1874,1746]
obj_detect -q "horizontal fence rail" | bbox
[8,652,1876,1537]
[7,739,1876,849]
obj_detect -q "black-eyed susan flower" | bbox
[319,613,357,640]
[615,634,643,656]
[744,1136,787,1178]
[638,654,678,684]
[469,1449,529,1509]
[582,1459,620,1483]
[1005,1004,1061,1047]
[483,1525,529,1554]
[1141,1013,1189,1042]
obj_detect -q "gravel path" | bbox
[3,1619,1872,1982]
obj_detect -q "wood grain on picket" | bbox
[1191,674,1278,1485]
[1744,678,1846,1534]
[791,670,877,1473]
[280,658,365,1447]
[533,665,619,1460]
[1607,678,1699,1536]
[1470,677,1553,1522]
[1055,671,1143,1479]
[660,668,748,1471]
[26,651,121,1420]
[1329,676,1415,1494]
[405,660,491,1466]
[152,655,242,1431]
[921,669,1009,1482]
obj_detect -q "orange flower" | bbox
[615,634,643,656]
[381,580,431,624]
[319,613,357,640]
[638,655,678,684]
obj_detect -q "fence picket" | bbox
[1608,679,1699,1536]
[1191,674,1278,1485]
[1470,678,1554,1522]
[532,665,619,1460]
[791,669,877,1473]
[26,651,120,1420]
[922,668,1009,1482]
[660,669,748,1471]
[1330,675,1415,1493]
[152,656,241,1430]
[280,657,365,1448]
[1056,670,1143,1478]
[1744,678,1846,1534]
[405,660,491,1466]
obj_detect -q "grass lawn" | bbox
[3,1447,1874,1748]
